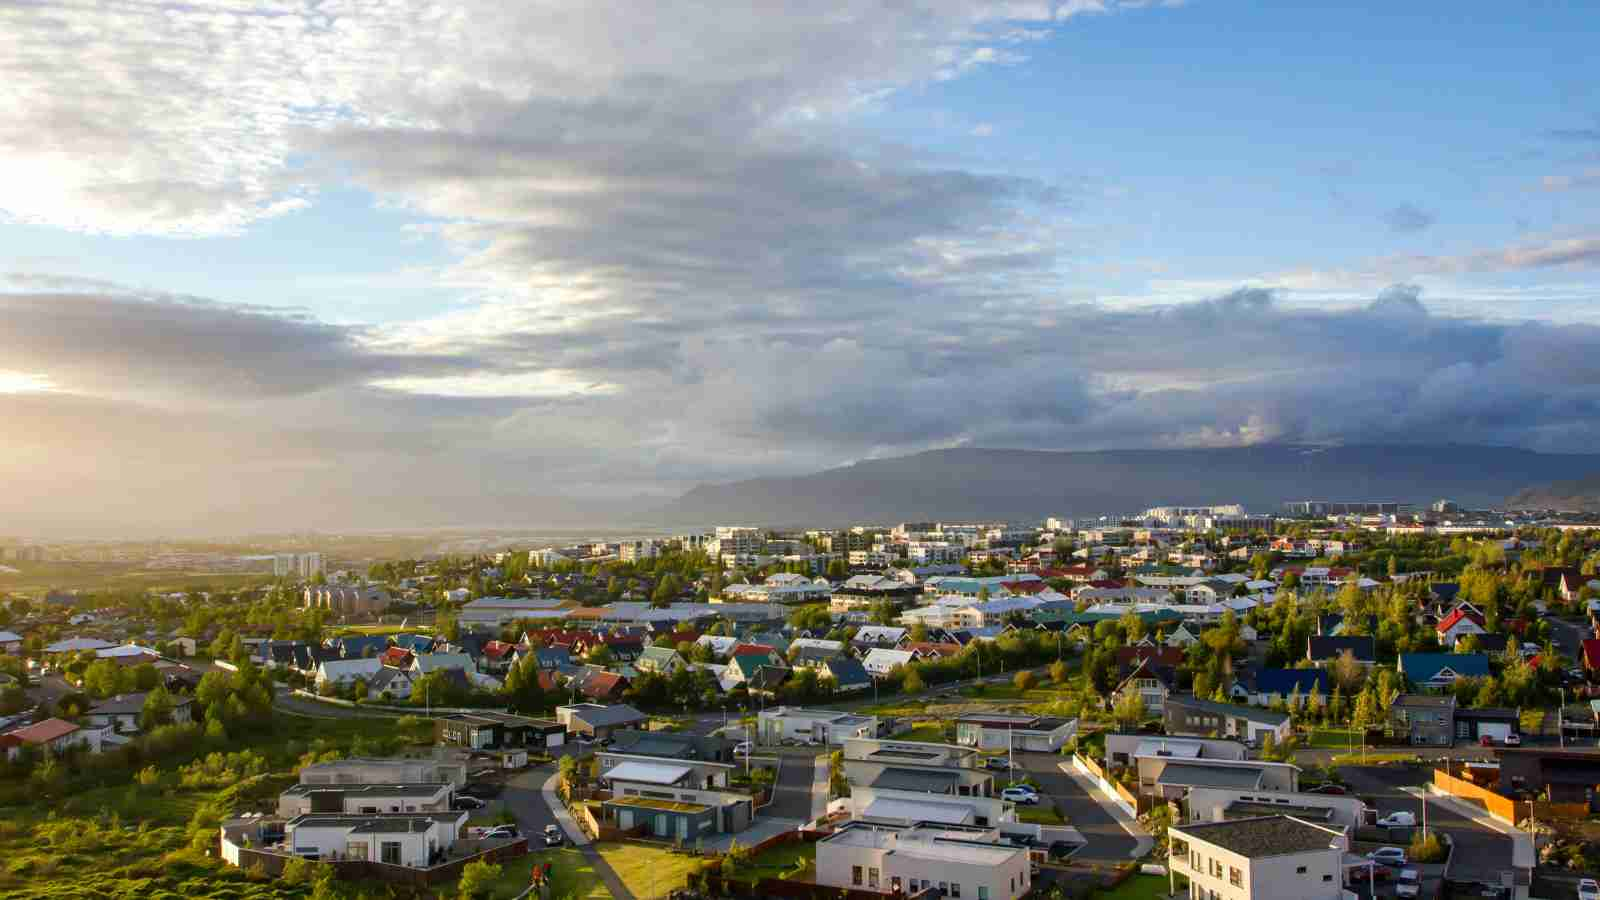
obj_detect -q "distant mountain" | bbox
[656,444,1600,527]
[1506,476,1600,513]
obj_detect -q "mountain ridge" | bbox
[654,443,1600,527]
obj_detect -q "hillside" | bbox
[656,444,1600,527]
[1506,476,1600,513]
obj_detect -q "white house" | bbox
[816,821,1033,900]
[86,692,195,733]
[283,811,466,865]
[1169,815,1348,900]
[316,657,383,688]
[861,648,915,676]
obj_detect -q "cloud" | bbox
[1382,203,1436,233]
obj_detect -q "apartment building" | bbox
[277,782,453,817]
[1168,816,1347,900]
[298,754,469,789]
[816,821,1032,900]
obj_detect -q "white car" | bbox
[1502,733,1522,746]
[1579,877,1600,900]
[1001,786,1040,805]
[1367,847,1406,866]
[1376,811,1417,828]
[733,741,754,757]
[1395,868,1420,898]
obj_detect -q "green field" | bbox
[733,840,815,883]
[456,847,608,900]
[595,842,701,900]
[892,722,950,743]
[1305,728,1361,749]
[1096,873,1180,899]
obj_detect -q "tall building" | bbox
[273,554,296,577]
[297,552,324,578]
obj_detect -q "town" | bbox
[5,502,1600,900]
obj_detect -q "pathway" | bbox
[539,770,635,900]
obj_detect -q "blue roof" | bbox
[335,634,390,657]
[1254,668,1329,696]
[1431,583,1461,602]
[392,633,435,651]
[1400,652,1490,683]
[825,657,872,687]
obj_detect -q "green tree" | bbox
[1112,691,1146,731]
[139,685,177,731]
[1049,660,1070,685]
[457,859,503,899]
[1013,670,1036,691]
[902,667,925,693]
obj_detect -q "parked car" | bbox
[482,825,520,840]
[461,782,504,799]
[1304,783,1347,795]
[1047,840,1078,860]
[1396,868,1421,898]
[1577,877,1599,900]
[1368,847,1407,866]
[543,825,563,847]
[1502,733,1522,746]
[1376,811,1417,828]
[733,741,753,757]
[984,756,1012,771]
[451,796,486,810]
[1001,786,1040,805]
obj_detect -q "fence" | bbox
[1530,801,1589,821]
[1071,754,1137,818]
[236,837,529,887]
[1431,768,1518,825]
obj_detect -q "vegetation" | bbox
[594,842,701,899]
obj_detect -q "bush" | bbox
[1014,670,1036,691]
[458,858,503,899]
[1409,832,1447,863]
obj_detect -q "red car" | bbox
[1349,864,1394,883]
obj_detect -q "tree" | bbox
[1049,660,1070,685]
[458,859,503,899]
[140,685,177,731]
[902,667,925,694]
[1330,649,1366,695]
[1112,691,1146,732]
[1014,670,1036,691]
[652,574,683,607]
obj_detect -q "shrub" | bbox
[458,858,503,899]
[1409,832,1446,863]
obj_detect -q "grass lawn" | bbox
[1096,874,1181,899]
[453,847,607,900]
[595,842,702,899]
[1305,728,1361,749]
[1330,751,1418,767]
[893,722,949,743]
[734,840,815,883]
[1018,806,1066,826]
[334,623,432,636]
[961,684,1026,700]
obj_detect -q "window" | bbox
[951,883,961,898]
[380,841,402,865]
[980,887,990,900]
[868,867,879,888]
[851,867,862,886]
[1228,867,1242,887]
[1323,875,1333,882]
[1296,866,1307,874]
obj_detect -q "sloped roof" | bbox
[1399,652,1490,682]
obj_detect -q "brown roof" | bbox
[5,717,80,744]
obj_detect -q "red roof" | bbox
[379,647,413,667]
[1114,645,1183,669]
[1436,608,1486,634]
[482,640,516,660]
[1583,639,1600,671]
[580,671,626,698]
[5,717,79,744]
[1000,581,1049,596]
[731,643,777,658]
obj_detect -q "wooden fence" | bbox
[1531,801,1589,821]
[1431,768,1518,825]
[1072,754,1138,816]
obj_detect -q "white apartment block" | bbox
[907,541,965,564]
[1169,816,1347,900]
[849,549,895,568]
[619,540,659,562]
[816,821,1032,900]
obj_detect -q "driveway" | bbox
[765,754,818,822]
[1014,751,1137,864]
[1339,764,1514,883]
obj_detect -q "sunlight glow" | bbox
[0,371,54,394]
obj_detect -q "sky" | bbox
[2,0,1599,536]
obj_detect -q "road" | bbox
[766,752,820,821]
[1339,764,1514,883]
[1014,750,1136,864]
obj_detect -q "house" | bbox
[367,665,415,700]
[1139,755,1300,799]
[1495,748,1600,807]
[599,759,752,838]
[277,782,454,817]
[816,821,1032,900]
[852,626,908,650]
[333,634,389,659]
[576,670,629,701]
[903,641,963,661]
[1163,696,1292,747]
[822,657,873,693]
[0,717,101,761]
[1391,694,1455,746]
[86,691,195,733]
[555,703,648,740]
[1582,638,1600,677]
[953,712,1077,752]
[1169,816,1348,900]
[1114,657,1175,710]
[729,643,783,668]
[435,711,567,752]
[757,708,880,746]
[477,641,517,674]
[0,631,24,653]
[1164,623,1201,648]
[1114,644,1185,675]
[378,646,415,669]
[410,652,476,677]
[1305,636,1375,667]
[299,755,469,788]
[316,657,383,688]
[861,648,915,676]
[530,646,572,670]
[1398,653,1490,691]
[635,646,686,676]
[391,633,435,654]
[695,635,740,659]
[1104,734,1247,769]
[279,811,467,866]
[1183,788,1370,832]
[1436,607,1487,647]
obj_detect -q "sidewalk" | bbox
[1058,762,1153,858]
[1407,785,1537,868]
[810,754,828,821]
[540,771,636,900]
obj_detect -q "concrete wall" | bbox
[817,839,1032,900]
[1183,787,1368,830]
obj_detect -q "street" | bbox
[1014,750,1136,863]
[1339,764,1514,883]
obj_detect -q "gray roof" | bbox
[282,782,449,799]
[563,703,648,727]
[1165,695,1290,726]
[1175,815,1341,857]
[287,812,461,833]
[1156,763,1266,789]
[87,692,193,716]
[868,767,963,792]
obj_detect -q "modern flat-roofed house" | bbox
[1104,734,1247,769]
[86,691,195,733]
[299,755,469,789]
[954,712,1078,752]
[277,782,453,817]
[1183,786,1369,831]
[1169,816,1348,900]
[1391,694,1456,745]
[599,758,754,837]
[1162,696,1291,747]
[555,703,648,740]
[816,821,1032,900]
[1135,753,1299,801]
[282,811,467,866]
[435,712,566,752]
[757,707,879,746]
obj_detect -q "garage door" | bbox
[1478,722,1511,742]
[547,732,564,748]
